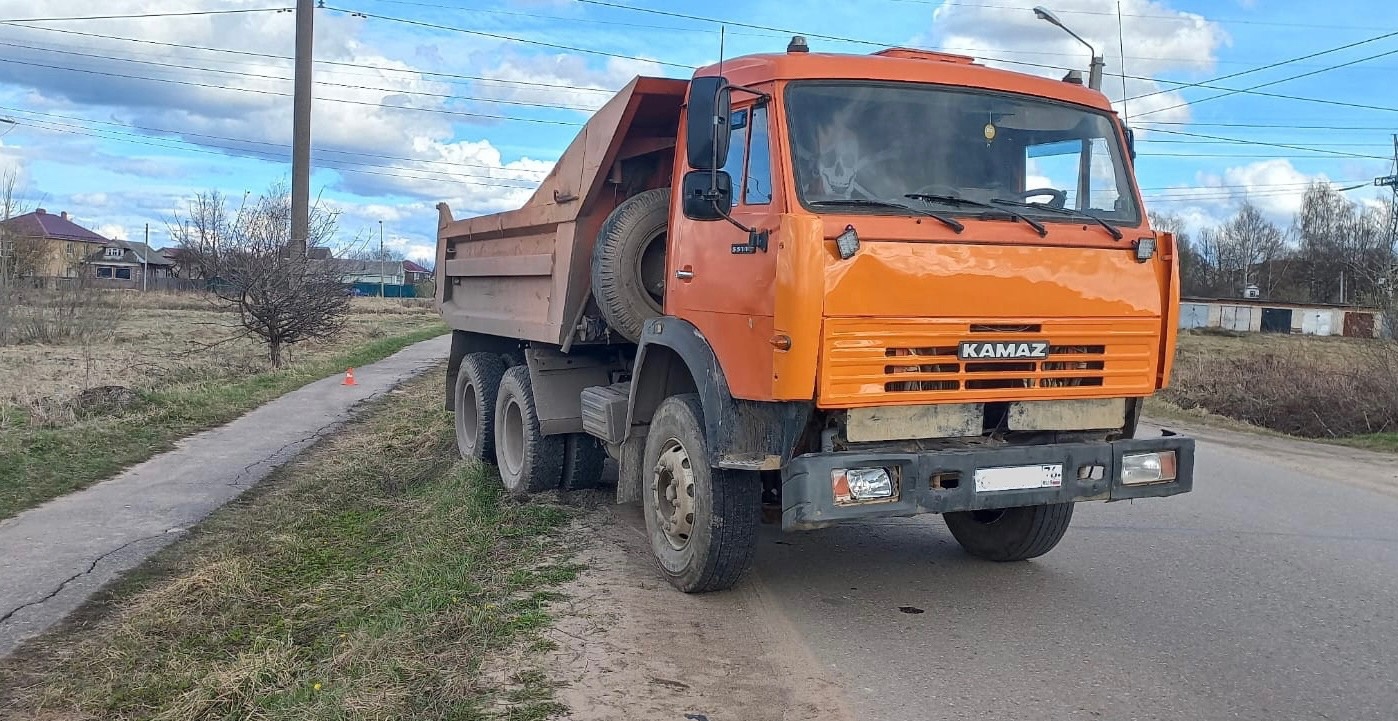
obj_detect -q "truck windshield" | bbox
[786,81,1141,226]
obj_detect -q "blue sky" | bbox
[0,0,1394,261]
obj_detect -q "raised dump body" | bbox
[435,77,687,347]
[436,37,1195,596]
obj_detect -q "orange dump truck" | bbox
[435,38,1194,593]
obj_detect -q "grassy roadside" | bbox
[1145,397,1398,454]
[0,371,579,721]
[0,324,447,520]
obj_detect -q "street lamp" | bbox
[1033,6,1104,91]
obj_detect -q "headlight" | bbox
[832,467,896,504]
[1120,451,1177,485]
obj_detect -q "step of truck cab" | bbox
[581,382,631,445]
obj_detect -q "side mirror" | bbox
[686,75,731,170]
[681,170,732,220]
[1124,126,1136,161]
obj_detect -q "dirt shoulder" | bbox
[541,502,856,721]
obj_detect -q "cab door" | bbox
[667,91,782,399]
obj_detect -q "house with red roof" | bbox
[0,208,109,279]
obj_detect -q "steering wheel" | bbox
[1021,187,1067,208]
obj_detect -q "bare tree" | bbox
[1150,211,1213,297]
[0,167,45,285]
[168,184,350,368]
[350,246,405,262]
[1196,202,1287,297]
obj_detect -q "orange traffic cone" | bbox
[342,368,357,386]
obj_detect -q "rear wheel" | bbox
[494,366,563,498]
[454,352,506,463]
[944,503,1074,561]
[560,434,607,491]
[642,394,759,593]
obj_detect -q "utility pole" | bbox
[378,220,386,299]
[289,0,315,258]
[143,223,149,292]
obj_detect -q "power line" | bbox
[883,0,1398,32]
[9,114,546,191]
[1141,138,1397,148]
[1142,128,1394,161]
[0,56,584,126]
[0,38,600,112]
[0,22,617,94]
[1125,28,1398,104]
[1134,44,1398,119]
[1137,121,1398,131]
[0,7,293,23]
[0,104,551,178]
[369,0,781,38]
[321,5,696,70]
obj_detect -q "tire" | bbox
[493,366,563,498]
[560,434,607,491]
[943,503,1075,561]
[642,394,760,593]
[454,352,507,463]
[592,188,670,343]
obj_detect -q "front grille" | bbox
[821,318,1158,407]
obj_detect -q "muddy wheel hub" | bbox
[651,438,696,550]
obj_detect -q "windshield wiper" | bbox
[808,199,964,233]
[905,193,1047,237]
[989,198,1124,241]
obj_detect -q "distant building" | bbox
[0,208,108,279]
[85,239,175,286]
[1179,296,1387,338]
[402,259,432,284]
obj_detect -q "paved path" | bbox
[0,335,449,656]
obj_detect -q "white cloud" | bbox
[0,0,617,212]
[1203,159,1328,219]
[928,0,1230,123]
[94,223,128,241]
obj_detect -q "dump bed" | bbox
[435,77,688,347]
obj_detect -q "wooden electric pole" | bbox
[289,0,315,258]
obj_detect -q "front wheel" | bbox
[943,503,1074,561]
[642,394,759,593]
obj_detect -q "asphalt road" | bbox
[744,423,1398,721]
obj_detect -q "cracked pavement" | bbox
[0,334,449,657]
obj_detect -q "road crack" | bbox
[0,530,181,628]
[224,388,395,488]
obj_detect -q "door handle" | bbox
[675,267,695,280]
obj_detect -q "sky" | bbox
[0,0,1395,261]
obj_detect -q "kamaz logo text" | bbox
[957,341,1050,360]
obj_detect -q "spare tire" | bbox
[592,188,670,342]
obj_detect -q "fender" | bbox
[625,317,811,471]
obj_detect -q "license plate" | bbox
[974,464,1064,492]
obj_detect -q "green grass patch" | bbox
[0,324,447,521]
[0,371,578,720]
[1337,432,1398,453]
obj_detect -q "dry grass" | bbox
[0,373,577,721]
[0,290,448,520]
[1165,331,1398,440]
[1,293,439,417]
